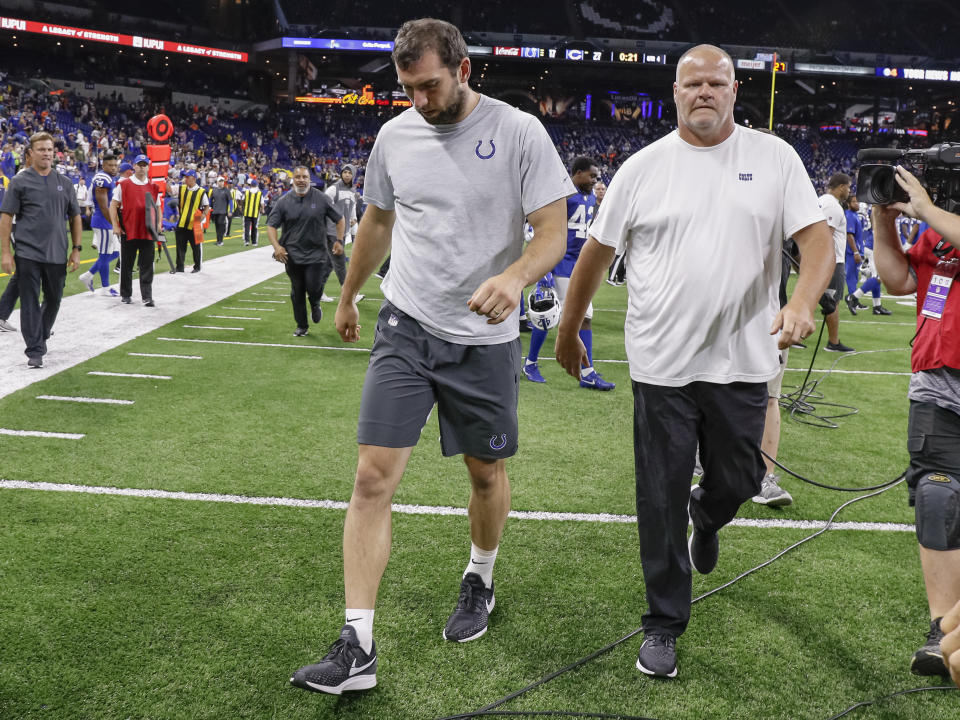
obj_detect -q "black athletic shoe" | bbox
[844,293,859,316]
[290,625,377,694]
[688,525,719,574]
[144,300,155,307]
[872,305,893,316]
[191,267,201,273]
[825,341,855,352]
[311,303,322,324]
[636,633,678,678]
[911,618,950,676]
[293,327,309,337]
[121,297,132,304]
[27,356,43,369]
[443,572,494,642]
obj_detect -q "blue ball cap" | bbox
[118,162,133,172]
[182,168,197,178]
[134,154,150,165]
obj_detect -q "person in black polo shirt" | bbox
[0,132,82,368]
[266,165,344,337]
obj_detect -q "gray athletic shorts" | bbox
[357,301,521,460]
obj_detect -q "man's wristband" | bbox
[72,245,82,251]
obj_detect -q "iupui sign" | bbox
[0,15,248,62]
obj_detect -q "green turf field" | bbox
[1,264,957,719]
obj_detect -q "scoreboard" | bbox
[490,46,667,65]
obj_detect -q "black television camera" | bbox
[856,143,960,213]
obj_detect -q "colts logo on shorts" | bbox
[388,314,399,327]
[475,139,496,160]
[489,433,508,451]
[310,203,316,209]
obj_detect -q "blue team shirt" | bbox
[90,171,117,230]
[554,191,596,277]
[844,209,863,256]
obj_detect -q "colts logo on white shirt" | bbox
[738,173,753,181]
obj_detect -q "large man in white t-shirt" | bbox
[817,172,856,352]
[555,44,836,679]
[289,18,573,695]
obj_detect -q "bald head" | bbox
[676,44,735,83]
[673,44,738,147]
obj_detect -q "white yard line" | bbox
[88,371,171,380]
[128,352,202,360]
[235,299,285,304]
[0,430,84,440]
[157,337,372,352]
[37,395,134,405]
[0,479,914,533]
[183,325,244,331]
[208,315,261,321]
[0,246,282,399]
[222,306,275,311]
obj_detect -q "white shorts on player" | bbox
[554,276,593,320]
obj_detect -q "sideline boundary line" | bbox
[0,480,915,533]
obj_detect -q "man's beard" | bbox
[421,87,465,125]
[293,185,309,195]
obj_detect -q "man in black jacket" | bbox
[266,166,345,336]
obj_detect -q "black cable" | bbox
[435,479,906,720]
[823,685,957,719]
[763,453,905,493]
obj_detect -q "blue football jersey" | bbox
[554,192,596,277]
[844,209,863,255]
[90,171,117,230]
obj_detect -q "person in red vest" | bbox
[873,166,960,678]
[109,154,162,306]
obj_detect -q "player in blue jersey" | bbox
[78,153,120,295]
[843,195,891,315]
[523,157,615,390]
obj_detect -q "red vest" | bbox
[118,178,159,240]
[907,228,960,372]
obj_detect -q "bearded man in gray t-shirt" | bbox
[290,18,575,695]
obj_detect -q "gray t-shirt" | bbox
[0,167,80,264]
[267,187,342,265]
[363,94,574,345]
[209,186,232,215]
[909,367,960,417]
[325,180,358,236]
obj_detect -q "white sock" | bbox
[873,297,882,307]
[852,288,864,299]
[464,542,498,588]
[345,608,375,654]
[580,365,594,378]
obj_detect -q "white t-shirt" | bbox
[818,192,846,262]
[363,94,575,344]
[589,125,823,386]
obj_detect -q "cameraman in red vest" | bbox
[873,165,960,679]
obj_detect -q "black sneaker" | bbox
[27,356,43,369]
[311,303,322,324]
[873,305,893,316]
[144,300,155,307]
[443,572,494,642]
[121,297,132,304]
[636,633,678,678]
[293,327,309,337]
[844,293,859,316]
[911,618,950,676]
[290,625,377,694]
[688,525,719,574]
[825,341,855,352]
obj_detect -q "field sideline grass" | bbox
[1,268,957,718]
